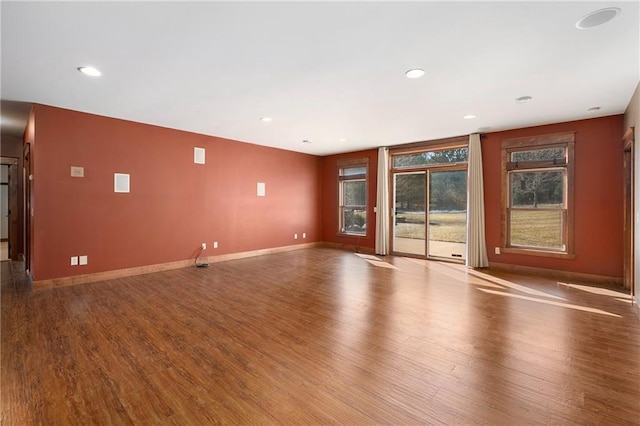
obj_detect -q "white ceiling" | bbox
[1,1,638,156]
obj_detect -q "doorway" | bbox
[0,157,19,261]
[392,168,467,261]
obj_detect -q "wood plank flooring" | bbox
[2,248,640,424]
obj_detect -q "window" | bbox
[393,147,468,168]
[501,132,574,257]
[338,161,367,236]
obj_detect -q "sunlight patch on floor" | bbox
[353,253,399,269]
[365,260,399,269]
[557,282,631,298]
[477,288,621,317]
[354,253,383,261]
[468,269,566,301]
[371,255,623,317]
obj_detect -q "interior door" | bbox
[427,169,467,260]
[393,172,426,256]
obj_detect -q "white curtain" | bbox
[466,133,489,268]
[375,147,390,255]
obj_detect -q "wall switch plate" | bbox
[202,243,206,250]
[71,256,79,266]
[79,255,88,265]
[294,233,298,239]
[302,233,306,239]
[70,166,84,177]
[213,241,218,249]
[494,247,500,255]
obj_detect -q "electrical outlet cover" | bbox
[71,256,79,266]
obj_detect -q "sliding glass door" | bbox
[427,169,467,260]
[393,172,426,256]
[392,168,467,261]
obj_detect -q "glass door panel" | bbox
[393,172,426,255]
[427,169,467,260]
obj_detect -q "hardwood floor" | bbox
[2,248,639,424]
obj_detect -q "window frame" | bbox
[389,138,469,260]
[501,132,575,258]
[337,158,369,237]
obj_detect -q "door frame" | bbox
[390,164,467,262]
[391,170,427,257]
[23,143,32,273]
[425,166,468,261]
[623,127,635,296]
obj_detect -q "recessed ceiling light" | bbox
[77,66,101,77]
[302,139,312,144]
[338,138,347,142]
[588,106,601,112]
[463,114,477,119]
[515,96,532,104]
[405,68,425,79]
[576,7,621,29]
[260,117,272,122]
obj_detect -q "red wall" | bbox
[321,149,378,250]
[31,105,322,281]
[30,104,624,281]
[483,115,624,277]
[322,116,624,278]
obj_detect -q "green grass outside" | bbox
[510,210,562,249]
[396,212,466,243]
[396,210,562,248]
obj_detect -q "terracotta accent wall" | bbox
[321,149,378,251]
[483,115,624,278]
[321,117,623,278]
[30,105,322,281]
[27,104,625,281]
